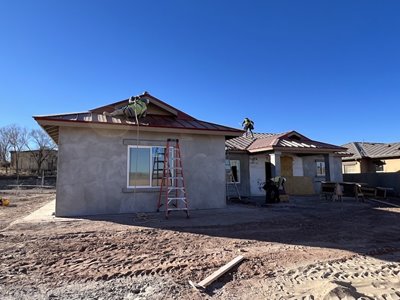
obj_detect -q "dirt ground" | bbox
[0,189,55,230]
[1,190,400,299]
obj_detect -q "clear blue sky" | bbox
[1,0,399,145]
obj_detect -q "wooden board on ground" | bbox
[189,255,245,290]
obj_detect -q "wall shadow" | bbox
[79,195,400,263]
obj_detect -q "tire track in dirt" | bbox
[259,249,400,300]
[0,228,241,287]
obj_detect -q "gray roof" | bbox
[226,131,346,154]
[34,92,243,144]
[342,142,400,160]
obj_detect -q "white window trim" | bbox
[315,160,326,177]
[127,145,164,189]
[227,159,241,184]
[375,165,385,173]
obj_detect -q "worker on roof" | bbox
[104,96,150,120]
[242,117,254,138]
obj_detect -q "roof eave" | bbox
[248,146,346,154]
[34,117,243,138]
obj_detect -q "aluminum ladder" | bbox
[157,139,189,219]
[225,160,242,201]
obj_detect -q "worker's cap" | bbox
[128,95,141,103]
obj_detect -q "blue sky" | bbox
[1,0,399,145]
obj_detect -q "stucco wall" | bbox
[302,154,343,194]
[249,153,267,196]
[342,161,361,174]
[230,152,343,196]
[56,127,226,216]
[330,155,343,182]
[381,158,400,172]
[226,152,250,198]
[346,158,400,173]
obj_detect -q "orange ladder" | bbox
[157,139,189,219]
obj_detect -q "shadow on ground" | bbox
[76,195,400,263]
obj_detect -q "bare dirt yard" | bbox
[1,190,400,299]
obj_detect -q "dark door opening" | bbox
[265,162,272,180]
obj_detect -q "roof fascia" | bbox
[226,149,247,154]
[280,130,311,141]
[35,118,242,137]
[248,146,345,154]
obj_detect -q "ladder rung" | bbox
[168,197,187,200]
[158,139,189,218]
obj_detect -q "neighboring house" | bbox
[226,131,346,196]
[342,142,400,173]
[10,149,57,174]
[34,92,243,217]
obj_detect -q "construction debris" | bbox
[0,196,10,206]
[189,255,245,290]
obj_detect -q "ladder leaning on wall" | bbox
[157,139,189,219]
[225,159,242,201]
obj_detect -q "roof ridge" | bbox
[353,142,368,158]
[89,92,195,120]
[246,137,259,150]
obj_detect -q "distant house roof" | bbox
[342,142,400,160]
[226,131,346,154]
[34,92,243,143]
[9,149,57,154]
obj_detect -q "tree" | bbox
[0,126,10,163]
[0,126,11,173]
[7,124,29,180]
[28,128,57,175]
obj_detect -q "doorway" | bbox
[281,156,293,177]
[265,162,273,180]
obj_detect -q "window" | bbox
[374,160,385,172]
[343,163,357,174]
[316,161,325,177]
[226,160,240,183]
[128,146,166,188]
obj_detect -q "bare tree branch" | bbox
[27,128,57,175]
[7,124,29,178]
[0,126,10,162]
[0,126,11,173]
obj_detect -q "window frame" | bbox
[315,160,326,177]
[373,160,386,173]
[343,163,357,174]
[127,145,165,189]
[226,159,241,184]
